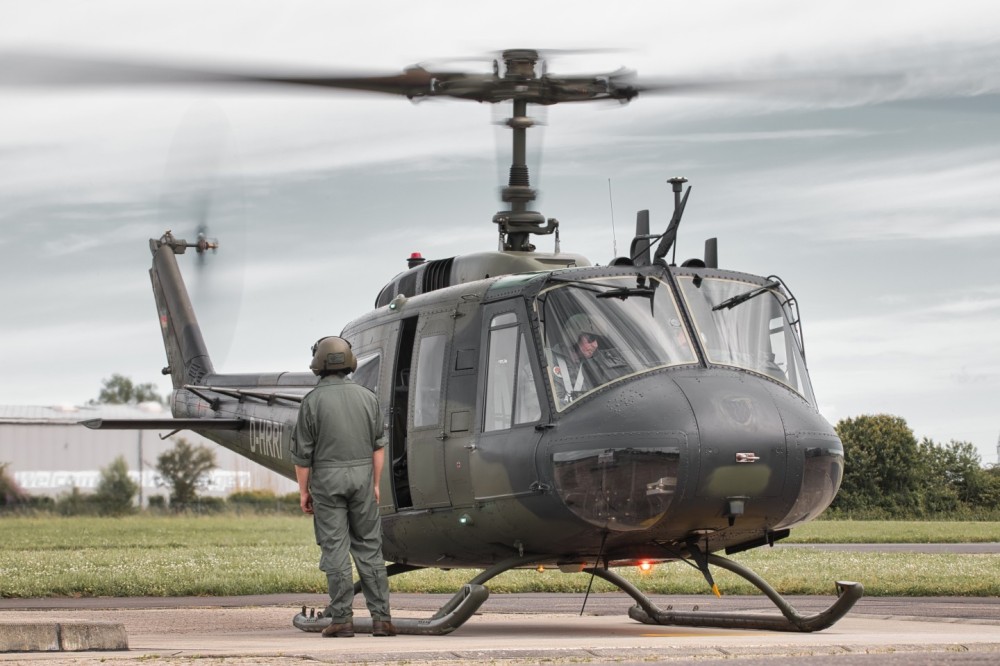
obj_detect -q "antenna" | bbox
[608,179,618,258]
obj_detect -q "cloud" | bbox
[808,297,999,460]
[809,287,1000,420]
[3,0,998,465]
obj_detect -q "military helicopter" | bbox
[15,47,860,634]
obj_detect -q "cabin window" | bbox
[484,313,541,431]
[350,352,381,393]
[413,334,446,427]
[514,334,541,424]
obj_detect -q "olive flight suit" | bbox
[290,374,391,625]
[550,343,624,406]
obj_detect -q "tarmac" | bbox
[2,592,999,665]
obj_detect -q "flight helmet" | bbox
[310,336,357,375]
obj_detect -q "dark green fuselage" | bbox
[157,241,842,570]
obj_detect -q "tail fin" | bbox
[149,232,214,389]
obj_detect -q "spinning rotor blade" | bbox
[158,104,242,367]
[635,71,901,93]
[0,51,463,99]
[1,50,642,104]
[5,47,991,107]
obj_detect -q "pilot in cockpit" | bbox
[550,313,615,405]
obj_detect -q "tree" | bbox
[832,414,999,517]
[156,439,216,509]
[982,466,1000,510]
[91,373,164,405]
[0,462,28,509]
[919,438,995,511]
[93,456,139,516]
[916,438,962,514]
[831,414,923,515]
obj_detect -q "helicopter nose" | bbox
[551,434,685,532]
[547,376,697,532]
[672,373,789,503]
[545,370,833,533]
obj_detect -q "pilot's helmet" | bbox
[310,336,358,375]
[565,313,601,344]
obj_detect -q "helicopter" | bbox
[16,47,861,634]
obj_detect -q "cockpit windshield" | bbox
[537,276,697,409]
[676,275,816,404]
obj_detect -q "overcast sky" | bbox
[2,1,998,464]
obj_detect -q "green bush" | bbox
[228,490,299,513]
[24,495,56,512]
[0,463,29,509]
[93,456,139,516]
[156,439,216,510]
[55,487,99,516]
[187,496,226,514]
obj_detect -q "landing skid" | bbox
[587,552,863,632]
[293,552,862,635]
[292,555,549,635]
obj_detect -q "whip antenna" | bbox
[580,530,609,616]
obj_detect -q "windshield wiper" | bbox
[712,282,779,311]
[596,286,654,300]
[547,277,614,293]
[548,275,659,302]
[549,276,647,295]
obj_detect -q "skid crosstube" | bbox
[293,583,489,635]
[589,553,863,633]
[292,554,548,636]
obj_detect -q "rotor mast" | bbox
[493,50,557,253]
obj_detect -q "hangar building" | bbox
[0,403,296,505]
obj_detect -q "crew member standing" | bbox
[290,336,395,638]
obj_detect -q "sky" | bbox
[1,1,999,464]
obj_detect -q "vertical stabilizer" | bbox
[149,232,214,389]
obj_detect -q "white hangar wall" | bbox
[0,404,296,504]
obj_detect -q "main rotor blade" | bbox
[9,48,987,107]
[0,51,641,103]
[631,45,1000,105]
[631,71,909,101]
[0,51,457,98]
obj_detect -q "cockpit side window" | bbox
[484,312,541,432]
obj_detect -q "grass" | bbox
[787,519,1000,543]
[1,515,998,598]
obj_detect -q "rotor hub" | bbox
[500,49,541,79]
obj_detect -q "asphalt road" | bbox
[2,592,999,665]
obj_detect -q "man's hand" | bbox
[372,447,385,507]
[295,465,313,515]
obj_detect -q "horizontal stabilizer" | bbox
[79,418,245,431]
